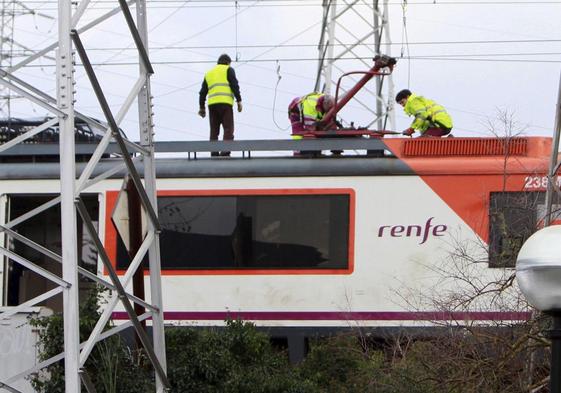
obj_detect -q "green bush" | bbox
[298,335,383,393]
[31,292,538,393]
[298,334,440,393]
[29,287,153,393]
[166,319,317,393]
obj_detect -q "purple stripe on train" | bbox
[112,311,530,321]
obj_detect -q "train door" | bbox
[2,194,99,311]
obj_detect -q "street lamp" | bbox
[517,225,561,393]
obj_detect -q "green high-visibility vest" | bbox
[205,64,234,106]
[300,93,324,126]
[404,93,453,133]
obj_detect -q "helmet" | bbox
[395,89,412,103]
[321,95,335,112]
[217,54,232,65]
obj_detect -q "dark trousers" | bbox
[209,103,234,141]
[209,103,234,156]
[422,127,452,137]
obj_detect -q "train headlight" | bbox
[516,225,561,312]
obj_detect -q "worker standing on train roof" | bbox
[198,54,243,156]
[288,92,335,137]
[396,89,453,137]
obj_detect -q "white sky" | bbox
[5,0,561,142]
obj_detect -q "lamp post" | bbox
[516,225,561,393]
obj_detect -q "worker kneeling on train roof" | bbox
[396,89,453,137]
[288,92,335,137]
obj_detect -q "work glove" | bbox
[198,108,206,118]
[402,127,414,136]
[237,101,243,113]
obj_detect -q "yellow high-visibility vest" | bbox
[205,64,234,106]
[300,93,324,126]
[404,93,452,133]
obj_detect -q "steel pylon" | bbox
[0,0,168,391]
[315,0,395,131]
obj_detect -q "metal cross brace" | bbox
[75,197,170,389]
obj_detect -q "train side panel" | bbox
[106,174,511,327]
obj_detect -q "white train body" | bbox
[1,137,553,332]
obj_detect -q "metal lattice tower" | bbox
[315,0,395,131]
[0,1,169,392]
[0,1,52,117]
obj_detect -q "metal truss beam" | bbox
[78,229,155,366]
[0,0,168,391]
[79,369,97,393]
[0,117,59,154]
[0,224,157,312]
[315,0,395,131]
[0,381,22,393]
[75,199,170,388]
[9,0,136,72]
[71,30,160,232]
[0,248,70,288]
[0,74,66,117]
[4,312,152,387]
[0,287,63,321]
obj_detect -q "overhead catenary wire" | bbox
[400,0,411,88]
[15,0,561,57]
[7,0,560,142]
[271,60,291,131]
[22,53,561,67]
[71,38,561,51]
[14,0,561,63]
[17,0,561,9]
[16,54,555,136]
[4,38,558,56]
[234,0,240,61]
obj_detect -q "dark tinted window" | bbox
[116,194,350,270]
[7,195,99,309]
[487,192,561,268]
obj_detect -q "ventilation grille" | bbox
[402,138,528,157]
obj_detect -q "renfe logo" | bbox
[378,217,447,245]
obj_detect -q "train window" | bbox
[115,193,351,271]
[489,192,540,268]
[489,191,561,268]
[6,195,99,310]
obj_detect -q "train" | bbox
[1,136,557,359]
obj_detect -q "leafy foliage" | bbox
[30,290,547,393]
[166,319,317,393]
[298,334,438,393]
[393,324,550,393]
[29,287,153,393]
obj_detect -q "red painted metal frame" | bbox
[105,188,356,276]
[293,55,397,139]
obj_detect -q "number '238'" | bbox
[524,176,561,189]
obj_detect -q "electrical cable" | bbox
[234,0,240,61]
[56,38,561,52]
[271,60,291,131]
[400,0,411,88]
[10,0,561,139]
[24,53,561,67]
[20,1,561,9]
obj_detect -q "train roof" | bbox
[0,136,554,180]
